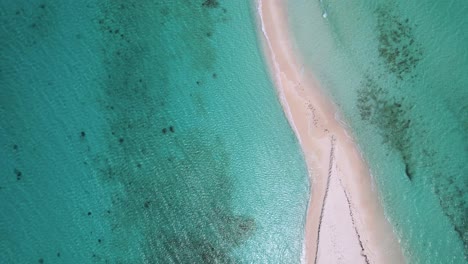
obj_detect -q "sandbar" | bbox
[255,1,406,263]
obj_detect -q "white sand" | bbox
[255,1,406,263]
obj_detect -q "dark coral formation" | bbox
[88,0,252,262]
[161,126,175,134]
[375,7,423,80]
[14,168,22,181]
[357,75,467,254]
[357,76,414,179]
[433,172,468,257]
[202,0,219,9]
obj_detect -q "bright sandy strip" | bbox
[255,1,406,263]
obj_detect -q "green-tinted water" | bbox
[0,1,309,263]
[288,0,467,263]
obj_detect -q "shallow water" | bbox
[0,1,309,262]
[288,0,467,263]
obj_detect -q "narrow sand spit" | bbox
[255,1,405,263]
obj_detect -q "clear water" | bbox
[288,0,467,263]
[0,1,309,263]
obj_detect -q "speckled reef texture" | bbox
[288,0,467,263]
[0,1,309,263]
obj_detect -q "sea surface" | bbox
[288,0,467,263]
[0,1,310,263]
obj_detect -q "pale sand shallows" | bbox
[255,1,406,263]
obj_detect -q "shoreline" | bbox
[255,1,405,263]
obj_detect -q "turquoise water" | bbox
[288,0,467,263]
[0,1,310,263]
